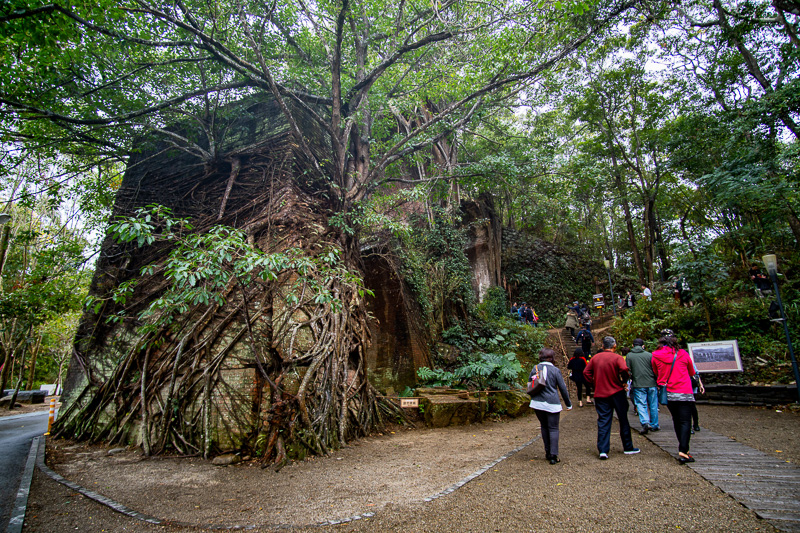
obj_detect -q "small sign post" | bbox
[400,398,419,408]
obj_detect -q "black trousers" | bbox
[534,410,561,457]
[595,390,634,454]
[574,381,592,399]
[691,403,699,427]
[667,401,694,453]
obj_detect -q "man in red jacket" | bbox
[583,336,640,459]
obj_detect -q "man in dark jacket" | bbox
[627,338,659,434]
[583,336,639,459]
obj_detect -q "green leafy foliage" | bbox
[395,208,475,337]
[613,290,800,385]
[100,205,365,336]
[417,351,522,390]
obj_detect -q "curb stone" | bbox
[6,435,39,533]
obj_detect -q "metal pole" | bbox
[769,272,800,403]
[606,268,616,317]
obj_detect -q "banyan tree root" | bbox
[55,246,404,465]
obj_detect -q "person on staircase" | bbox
[564,308,579,340]
[575,324,594,362]
[567,347,591,407]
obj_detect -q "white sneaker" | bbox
[599,453,608,460]
[624,448,641,455]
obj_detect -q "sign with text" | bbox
[593,293,605,309]
[400,398,419,408]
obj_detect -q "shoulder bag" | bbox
[657,350,677,405]
[527,364,548,398]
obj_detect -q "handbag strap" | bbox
[664,349,678,389]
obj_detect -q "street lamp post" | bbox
[604,259,616,317]
[763,254,800,403]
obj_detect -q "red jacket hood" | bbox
[652,345,681,363]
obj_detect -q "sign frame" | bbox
[687,340,743,373]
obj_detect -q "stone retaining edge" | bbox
[6,435,39,533]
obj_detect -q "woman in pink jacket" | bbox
[651,329,697,464]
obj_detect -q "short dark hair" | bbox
[603,336,616,349]
[633,338,645,347]
[573,347,585,358]
[539,348,556,363]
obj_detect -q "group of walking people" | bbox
[527,329,702,466]
[511,302,539,326]
[564,301,592,339]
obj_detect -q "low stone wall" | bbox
[0,389,48,404]
[696,384,798,406]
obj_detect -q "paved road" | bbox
[0,412,48,531]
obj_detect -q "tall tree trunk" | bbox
[655,210,671,279]
[605,129,645,284]
[0,350,10,394]
[613,171,646,284]
[643,193,657,285]
[26,332,43,391]
[787,210,800,246]
[599,208,614,265]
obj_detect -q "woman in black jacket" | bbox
[567,347,592,407]
[528,348,572,464]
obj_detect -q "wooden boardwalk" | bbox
[630,411,800,532]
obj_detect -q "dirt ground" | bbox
[21,402,800,532]
[0,397,59,418]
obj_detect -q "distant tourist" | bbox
[749,265,771,297]
[530,306,540,327]
[627,338,659,434]
[528,348,572,465]
[641,285,652,301]
[524,305,535,326]
[564,308,579,340]
[625,290,636,309]
[652,329,697,464]
[567,347,592,407]
[583,336,640,460]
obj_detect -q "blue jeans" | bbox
[595,390,634,454]
[632,387,659,429]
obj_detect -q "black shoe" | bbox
[690,428,695,434]
[693,425,701,432]
[650,426,660,432]
[639,425,650,435]
[549,456,560,465]
[678,454,695,464]
[546,453,552,461]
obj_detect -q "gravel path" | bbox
[23,403,797,532]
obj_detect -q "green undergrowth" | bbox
[613,292,800,385]
[417,286,547,390]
